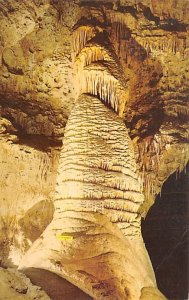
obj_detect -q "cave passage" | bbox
[142,165,189,300]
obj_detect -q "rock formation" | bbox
[0,0,188,299]
[0,267,50,300]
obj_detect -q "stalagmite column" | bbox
[19,95,166,300]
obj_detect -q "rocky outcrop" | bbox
[0,267,50,299]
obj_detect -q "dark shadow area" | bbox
[142,164,189,300]
[23,268,93,300]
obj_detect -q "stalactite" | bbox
[72,25,97,57]
[76,47,126,112]
[108,10,186,58]
[74,45,110,75]
[107,11,133,61]
[111,21,129,44]
[72,18,129,115]
[137,34,185,56]
[108,11,131,39]
[77,67,126,113]
[137,134,167,201]
[173,105,189,117]
[153,139,160,165]
[81,70,119,112]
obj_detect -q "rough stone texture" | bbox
[0,0,188,208]
[0,0,188,299]
[0,267,50,299]
[0,133,58,267]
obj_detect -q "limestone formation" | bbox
[0,267,50,300]
[0,0,188,299]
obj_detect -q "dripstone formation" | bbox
[0,1,188,299]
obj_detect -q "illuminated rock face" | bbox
[0,0,188,299]
[55,95,144,237]
[19,95,156,299]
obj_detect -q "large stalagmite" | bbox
[0,0,188,299]
[19,95,159,299]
